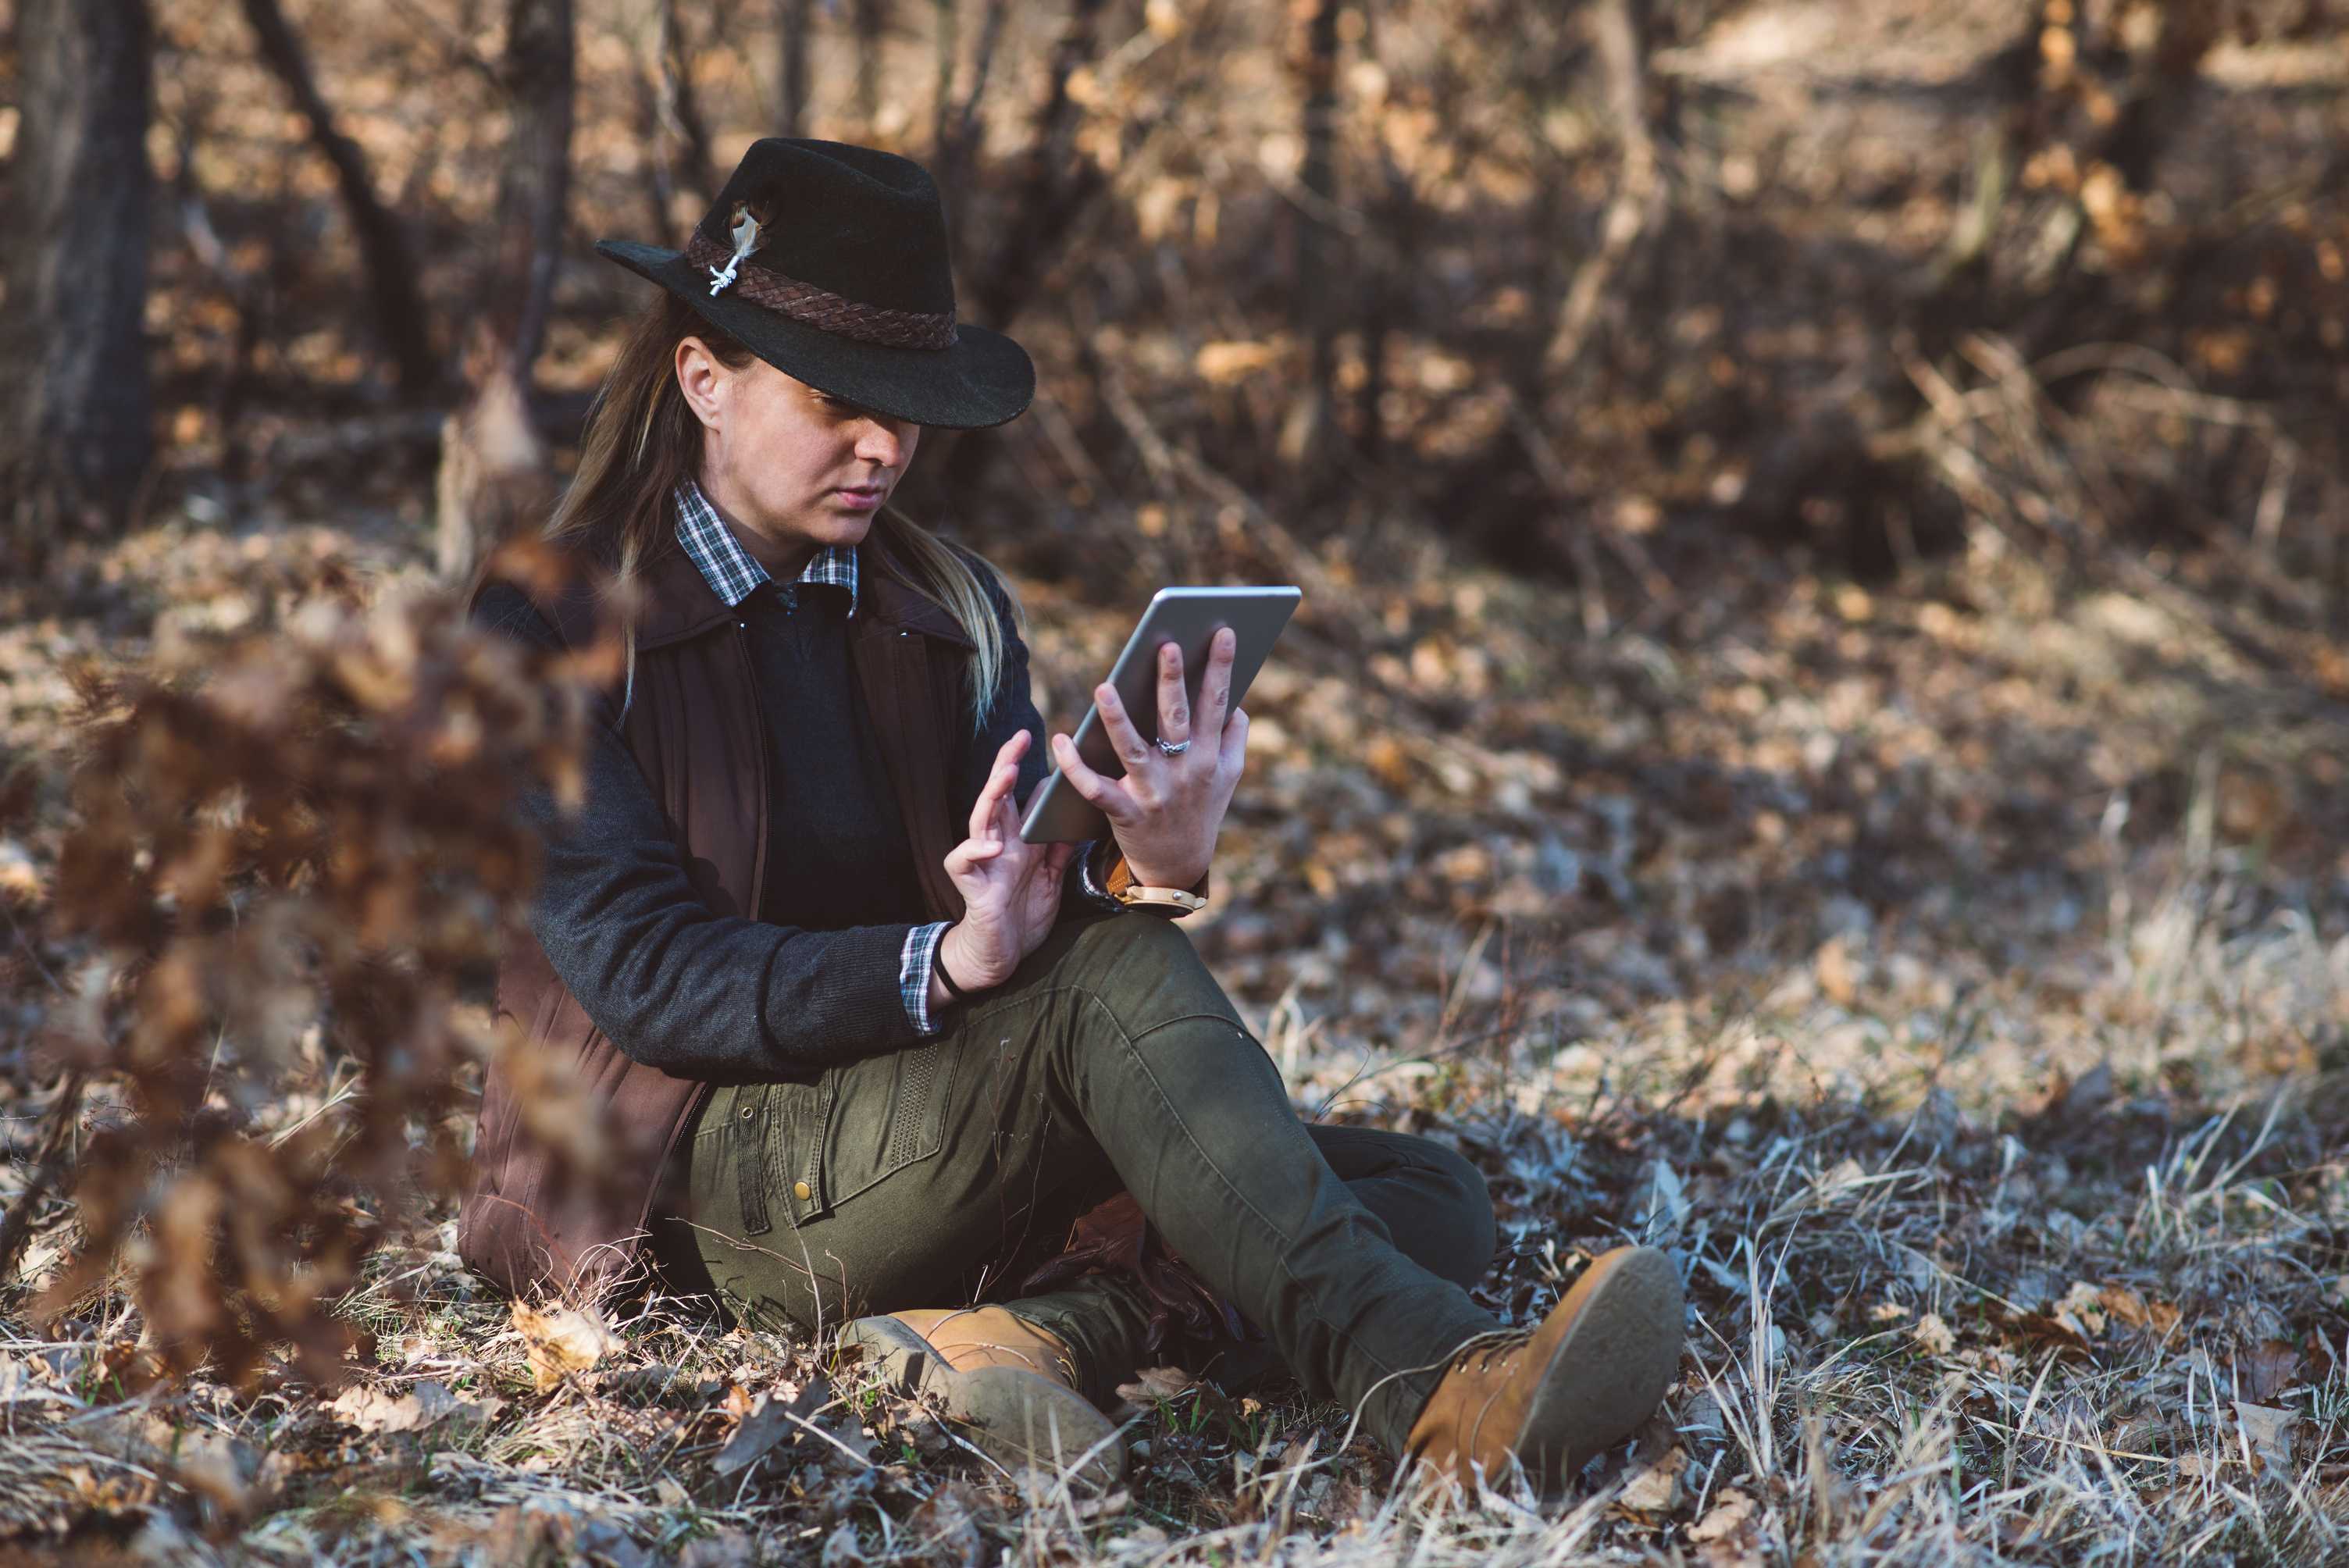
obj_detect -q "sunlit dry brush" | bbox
[5,547,615,1386]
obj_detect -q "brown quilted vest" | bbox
[458,542,972,1299]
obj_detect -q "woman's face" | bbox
[675,337,922,573]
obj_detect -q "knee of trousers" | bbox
[1417,1139,1499,1286]
[1059,912,1240,1025]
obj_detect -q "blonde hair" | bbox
[540,291,1015,726]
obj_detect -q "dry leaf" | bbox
[2244,1340,2300,1402]
[2235,1401,2295,1477]
[714,1391,797,1476]
[820,1520,868,1568]
[1814,935,1855,1005]
[1688,1488,1763,1568]
[679,1533,758,1568]
[325,1379,502,1432]
[511,1301,621,1392]
[2098,1285,2149,1329]
[2055,1281,2107,1336]
[328,1381,447,1432]
[1910,1313,1956,1355]
[1616,1445,1689,1513]
[0,1356,78,1407]
[1117,1367,1194,1403]
[900,1484,987,1568]
[2012,1312,2091,1356]
[1194,340,1281,385]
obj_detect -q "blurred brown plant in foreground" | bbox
[8,547,613,1385]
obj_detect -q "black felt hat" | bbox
[595,139,1033,429]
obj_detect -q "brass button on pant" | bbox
[662,913,1499,1452]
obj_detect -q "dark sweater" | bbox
[739,576,924,931]
[475,561,1050,1081]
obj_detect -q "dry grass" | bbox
[4,472,2348,1564]
[12,972,2349,1566]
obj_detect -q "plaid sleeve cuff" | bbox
[900,921,951,1035]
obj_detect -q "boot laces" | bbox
[1445,1325,1535,1377]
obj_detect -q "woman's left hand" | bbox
[1050,627,1249,891]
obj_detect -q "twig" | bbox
[0,1071,90,1292]
[1092,357,1346,626]
[240,0,438,397]
[1,898,64,998]
[1506,394,1676,612]
[1542,0,1659,374]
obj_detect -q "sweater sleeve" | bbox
[478,583,920,1080]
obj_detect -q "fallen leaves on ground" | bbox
[512,1301,622,1392]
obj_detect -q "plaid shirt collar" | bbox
[673,479,858,615]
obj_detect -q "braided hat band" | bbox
[682,230,959,351]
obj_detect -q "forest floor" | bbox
[3,463,2349,1567]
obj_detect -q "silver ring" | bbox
[1154,736,1192,757]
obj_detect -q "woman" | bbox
[462,138,1682,1496]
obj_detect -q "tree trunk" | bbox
[854,0,889,137]
[933,0,1005,220]
[434,0,575,580]
[654,0,717,216]
[933,0,1107,500]
[960,0,1106,329]
[932,0,957,158]
[0,0,155,569]
[1277,0,1342,491]
[775,0,811,137]
[240,0,438,401]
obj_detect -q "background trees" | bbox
[0,0,155,571]
[433,0,576,580]
[0,0,2333,620]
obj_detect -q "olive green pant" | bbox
[654,913,1498,1450]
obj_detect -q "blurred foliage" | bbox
[15,546,612,1387]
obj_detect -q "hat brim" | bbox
[595,240,1035,431]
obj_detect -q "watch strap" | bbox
[1114,883,1210,912]
[1102,850,1211,904]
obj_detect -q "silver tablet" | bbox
[1019,586,1302,843]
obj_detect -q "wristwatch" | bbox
[1101,848,1211,914]
[1114,883,1210,913]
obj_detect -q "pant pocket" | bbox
[819,1036,960,1210]
[718,1075,832,1232]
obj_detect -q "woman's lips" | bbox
[836,484,887,511]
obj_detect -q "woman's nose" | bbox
[856,418,913,467]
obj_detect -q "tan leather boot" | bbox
[1406,1245,1682,1495]
[887,1308,1083,1382]
[843,1307,1125,1491]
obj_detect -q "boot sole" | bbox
[840,1316,1126,1493]
[1512,1245,1684,1491]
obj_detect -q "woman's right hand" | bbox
[935,730,1075,1000]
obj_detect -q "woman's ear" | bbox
[675,337,725,429]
